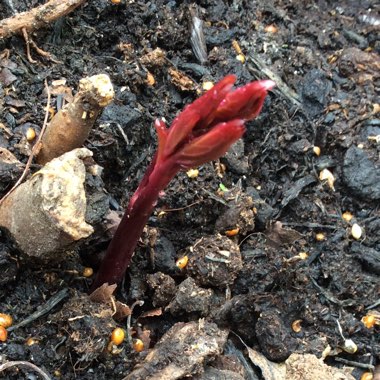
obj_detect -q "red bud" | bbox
[177,119,245,168]
[215,80,276,122]
[163,75,236,158]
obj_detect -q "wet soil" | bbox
[0,0,379,379]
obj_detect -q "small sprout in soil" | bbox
[176,255,189,270]
[315,232,326,241]
[313,146,321,156]
[351,223,363,240]
[92,75,275,288]
[186,168,199,178]
[110,327,125,346]
[319,168,335,191]
[219,183,229,192]
[82,267,94,277]
[336,319,358,354]
[0,326,7,342]
[342,338,358,354]
[342,211,353,222]
[0,313,12,328]
[133,338,144,352]
[291,319,303,333]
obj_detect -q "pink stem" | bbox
[91,160,179,290]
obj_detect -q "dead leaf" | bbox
[90,284,132,321]
[140,308,163,318]
[0,67,17,86]
[89,283,117,303]
[5,98,26,108]
[48,78,74,103]
[114,301,132,320]
[0,147,21,164]
[265,221,303,248]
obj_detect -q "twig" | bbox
[205,255,231,264]
[8,288,69,332]
[0,79,51,206]
[161,199,203,212]
[22,27,36,63]
[22,27,61,64]
[366,299,380,310]
[0,0,86,39]
[0,361,52,380]
[115,123,130,145]
[281,222,337,229]
[334,357,374,371]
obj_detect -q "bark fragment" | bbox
[0,148,99,261]
[124,320,228,380]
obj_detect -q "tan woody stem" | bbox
[0,0,86,39]
[37,74,114,165]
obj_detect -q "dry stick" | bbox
[0,361,52,380]
[0,0,86,39]
[22,26,61,64]
[21,27,36,63]
[0,79,51,206]
[334,357,374,371]
[8,288,69,332]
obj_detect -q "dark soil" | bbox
[0,0,379,379]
